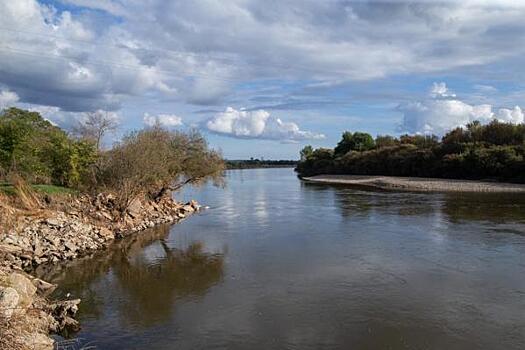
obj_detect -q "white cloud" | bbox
[143,113,183,127]
[205,107,324,141]
[0,89,19,109]
[399,82,524,134]
[430,82,456,98]
[2,0,525,114]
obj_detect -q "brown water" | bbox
[36,168,525,349]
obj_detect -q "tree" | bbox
[0,107,97,185]
[334,131,354,156]
[300,145,313,161]
[375,135,398,148]
[92,127,225,212]
[74,110,119,150]
[334,131,375,156]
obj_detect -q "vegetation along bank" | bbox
[0,108,225,349]
[297,120,525,186]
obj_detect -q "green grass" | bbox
[0,183,76,195]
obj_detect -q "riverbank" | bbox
[302,175,525,193]
[0,193,202,349]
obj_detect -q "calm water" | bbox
[36,168,525,349]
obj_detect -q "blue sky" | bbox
[1,0,524,159]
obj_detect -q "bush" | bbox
[91,127,225,211]
[296,120,525,183]
[0,108,97,186]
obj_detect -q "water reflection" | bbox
[33,169,525,349]
[304,182,525,228]
[35,224,224,329]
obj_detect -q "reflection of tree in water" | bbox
[34,224,224,328]
[114,239,224,327]
[441,192,525,225]
[304,182,525,226]
[306,183,439,218]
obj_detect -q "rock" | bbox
[0,243,22,254]
[45,218,61,227]
[50,299,81,333]
[0,286,19,319]
[64,241,78,252]
[8,273,37,309]
[127,198,143,218]
[31,278,57,296]
[33,242,44,257]
[182,205,195,213]
[98,227,114,240]
[100,211,113,221]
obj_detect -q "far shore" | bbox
[302,175,525,193]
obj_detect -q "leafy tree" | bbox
[334,131,375,156]
[300,145,313,161]
[0,107,97,186]
[375,135,398,148]
[334,131,354,156]
[296,121,525,183]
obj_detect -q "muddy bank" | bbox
[0,194,202,349]
[302,175,525,193]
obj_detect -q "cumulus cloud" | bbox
[399,83,524,134]
[205,107,324,141]
[143,113,183,127]
[0,0,170,112]
[0,89,19,109]
[2,0,525,114]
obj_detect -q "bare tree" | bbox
[74,110,119,149]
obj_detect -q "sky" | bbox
[1,0,525,159]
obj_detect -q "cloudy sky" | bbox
[1,0,525,159]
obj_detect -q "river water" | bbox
[37,168,525,349]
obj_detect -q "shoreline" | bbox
[0,194,202,349]
[302,175,525,193]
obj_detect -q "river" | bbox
[36,168,525,349]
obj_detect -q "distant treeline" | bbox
[227,159,297,169]
[296,120,525,183]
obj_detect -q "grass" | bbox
[0,183,75,196]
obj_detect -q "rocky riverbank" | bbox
[302,175,525,193]
[0,193,202,349]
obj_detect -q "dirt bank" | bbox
[302,175,525,193]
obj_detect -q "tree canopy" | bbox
[0,108,225,210]
[296,120,525,183]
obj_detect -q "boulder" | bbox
[8,273,37,309]
[0,286,19,319]
[127,198,143,218]
[50,299,81,333]
[31,278,56,296]
[182,205,194,213]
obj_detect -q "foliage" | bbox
[296,120,525,183]
[334,131,375,156]
[226,159,297,169]
[90,126,225,210]
[0,108,97,187]
[0,108,225,211]
[300,145,313,161]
